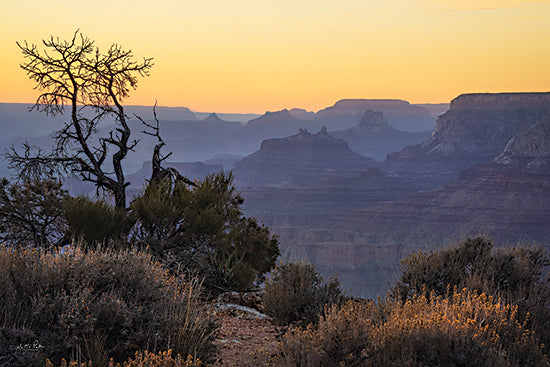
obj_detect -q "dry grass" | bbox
[273,288,548,366]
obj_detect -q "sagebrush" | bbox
[0,246,217,367]
[274,289,547,366]
[263,262,345,326]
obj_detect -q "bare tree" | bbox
[7,31,153,209]
[136,102,196,187]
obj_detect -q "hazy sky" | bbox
[1,0,549,113]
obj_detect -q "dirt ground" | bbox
[209,304,281,366]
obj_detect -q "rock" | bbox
[215,291,265,312]
[269,161,550,299]
[244,93,550,299]
[383,92,550,189]
[202,112,225,123]
[233,127,376,187]
[241,167,419,228]
[328,162,550,248]
[494,120,550,169]
[237,109,321,153]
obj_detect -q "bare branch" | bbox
[137,102,196,187]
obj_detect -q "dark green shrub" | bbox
[130,172,279,293]
[274,289,548,366]
[263,262,345,326]
[0,246,217,367]
[0,178,68,247]
[63,196,134,247]
[392,236,549,299]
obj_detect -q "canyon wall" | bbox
[241,93,550,299]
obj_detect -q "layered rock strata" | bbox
[383,92,550,189]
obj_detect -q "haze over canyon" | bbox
[1,93,548,298]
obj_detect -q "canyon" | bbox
[1,94,548,298]
[236,92,550,298]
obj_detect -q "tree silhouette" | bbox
[7,31,153,209]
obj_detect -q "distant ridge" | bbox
[125,105,197,120]
[314,99,435,131]
[331,110,430,161]
[236,109,321,153]
[245,109,302,127]
[289,108,315,120]
[203,112,224,122]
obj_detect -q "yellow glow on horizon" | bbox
[1,0,549,113]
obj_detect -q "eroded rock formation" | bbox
[241,93,550,299]
[383,92,550,188]
[234,127,376,186]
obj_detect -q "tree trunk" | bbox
[114,184,126,210]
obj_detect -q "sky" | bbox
[0,0,549,113]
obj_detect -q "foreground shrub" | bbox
[63,196,135,247]
[0,246,217,367]
[274,289,548,366]
[263,262,345,326]
[393,236,550,300]
[392,236,550,354]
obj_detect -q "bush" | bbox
[130,172,279,293]
[63,196,135,247]
[0,178,68,247]
[393,236,549,300]
[263,262,345,326]
[274,289,548,366]
[0,246,217,367]
[392,236,550,354]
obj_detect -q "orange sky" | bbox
[1,0,549,113]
